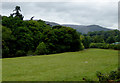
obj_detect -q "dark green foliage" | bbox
[2,16,24,30]
[90,43,120,50]
[96,70,120,82]
[96,71,109,81]
[2,40,9,58]
[109,44,120,50]
[90,43,109,49]
[84,70,120,82]
[106,36,115,44]
[2,6,83,58]
[13,26,34,52]
[82,36,91,49]
[42,25,83,53]
[2,26,12,58]
[15,50,26,57]
[2,26,12,39]
[27,50,34,56]
[109,71,118,80]
[87,30,120,44]
[87,30,120,50]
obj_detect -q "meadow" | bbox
[2,49,118,81]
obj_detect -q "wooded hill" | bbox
[45,21,112,34]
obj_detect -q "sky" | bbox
[1,0,119,29]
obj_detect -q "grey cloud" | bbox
[1,2,118,29]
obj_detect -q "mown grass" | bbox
[2,49,118,81]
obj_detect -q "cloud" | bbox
[1,1,118,29]
[1,0,119,2]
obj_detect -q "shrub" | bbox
[113,44,120,50]
[96,71,109,81]
[82,36,91,49]
[90,43,120,50]
[117,44,120,50]
[15,50,26,57]
[96,70,120,82]
[108,44,115,49]
[83,70,120,82]
[35,42,48,55]
[27,50,34,56]
[90,43,109,49]
[109,44,120,50]
[80,42,84,50]
[2,45,9,58]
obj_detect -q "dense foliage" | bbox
[90,43,109,49]
[96,70,120,82]
[86,30,120,44]
[81,35,91,49]
[83,70,120,82]
[90,43,120,50]
[81,30,120,50]
[2,6,83,58]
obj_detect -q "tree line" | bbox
[81,30,120,50]
[2,6,84,58]
[86,30,120,44]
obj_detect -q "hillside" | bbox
[45,21,111,34]
[63,24,111,34]
[45,21,60,27]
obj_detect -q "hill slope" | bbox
[45,21,111,34]
[62,24,111,34]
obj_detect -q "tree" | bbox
[82,36,91,48]
[13,27,34,53]
[2,26,12,57]
[52,26,84,52]
[115,33,120,42]
[2,26,12,40]
[30,16,34,20]
[11,6,24,20]
[2,6,85,58]
[106,36,115,44]
[2,16,24,30]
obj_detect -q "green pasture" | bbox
[2,49,118,81]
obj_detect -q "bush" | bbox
[35,42,48,55]
[108,44,115,49]
[80,42,84,50]
[2,45,9,58]
[83,70,120,82]
[90,43,120,50]
[117,44,120,50]
[96,70,120,82]
[90,43,109,49]
[82,36,91,49]
[27,50,34,56]
[15,50,26,57]
[109,44,120,50]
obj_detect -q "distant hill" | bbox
[45,21,60,27]
[45,21,111,34]
[62,24,111,34]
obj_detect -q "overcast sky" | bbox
[1,0,119,29]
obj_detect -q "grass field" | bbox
[2,49,118,81]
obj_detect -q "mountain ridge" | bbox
[45,21,112,34]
